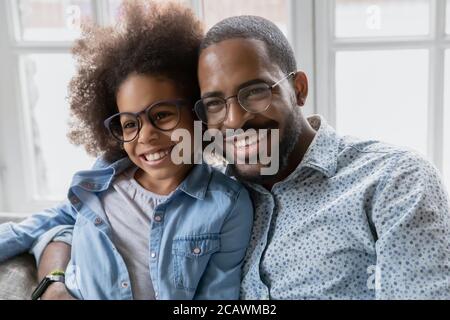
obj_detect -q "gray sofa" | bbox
[0,215,38,300]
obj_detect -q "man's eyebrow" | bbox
[236,78,268,91]
[201,78,270,99]
[201,91,223,99]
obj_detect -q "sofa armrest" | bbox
[0,254,38,300]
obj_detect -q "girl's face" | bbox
[116,73,195,187]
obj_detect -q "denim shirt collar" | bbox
[178,163,212,200]
[69,157,212,200]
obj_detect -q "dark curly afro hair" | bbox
[67,0,204,163]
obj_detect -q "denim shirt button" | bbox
[154,215,162,222]
[71,196,79,204]
[151,252,157,258]
[193,247,201,255]
[82,182,93,189]
[121,282,129,288]
[94,217,103,225]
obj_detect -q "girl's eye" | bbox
[123,121,137,129]
[155,112,171,120]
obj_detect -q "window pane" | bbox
[17,0,93,41]
[202,0,288,36]
[107,0,191,24]
[335,0,430,38]
[444,50,450,193]
[447,0,450,35]
[336,50,429,157]
[20,54,95,200]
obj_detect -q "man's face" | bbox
[198,38,307,183]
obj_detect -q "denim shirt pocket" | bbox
[172,233,220,291]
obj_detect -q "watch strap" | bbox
[31,271,65,300]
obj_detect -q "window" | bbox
[447,0,450,34]
[316,0,450,193]
[335,49,429,156]
[335,0,430,38]
[201,0,288,35]
[444,50,450,193]
[0,0,102,212]
[108,0,190,23]
[20,54,94,200]
[1,0,310,213]
[15,0,94,41]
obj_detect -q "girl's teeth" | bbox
[145,148,170,161]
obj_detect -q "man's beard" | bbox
[227,109,302,185]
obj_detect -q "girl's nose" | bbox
[137,118,159,144]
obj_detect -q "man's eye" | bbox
[245,87,268,98]
[249,88,265,95]
[205,100,224,112]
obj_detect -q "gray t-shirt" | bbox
[100,166,171,300]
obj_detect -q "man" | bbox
[33,15,450,299]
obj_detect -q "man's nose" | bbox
[222,97,254,129]
[137,118,159,143]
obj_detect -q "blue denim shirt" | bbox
[0,158,253,300]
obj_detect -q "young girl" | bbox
[0,1,253,300]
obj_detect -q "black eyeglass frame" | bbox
[194,71,296,125]
[103,99,190,143]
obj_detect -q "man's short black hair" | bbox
[200,15,297,75]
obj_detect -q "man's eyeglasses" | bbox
[194,72,295,125]
[104,99,188,143]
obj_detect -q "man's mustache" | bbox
[220,121,279,136]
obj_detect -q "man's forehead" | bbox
[199,38,269,67]
[198,38,276,92]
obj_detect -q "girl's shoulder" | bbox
[206,166,247,198]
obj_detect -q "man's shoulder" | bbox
[331,135,446,190]
[338,135,429,170]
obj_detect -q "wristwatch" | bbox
[31,270,65,300]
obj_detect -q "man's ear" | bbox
[293,71,308,106]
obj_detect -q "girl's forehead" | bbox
[116,74,183,113]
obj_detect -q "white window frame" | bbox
[0,0,315,214]
[190,0,316,114]
[315,0,450,175]
[0,0,117,214]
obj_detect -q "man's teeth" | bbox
[235,131,268,148]
[145,149,170,161]
[236,134,258,148]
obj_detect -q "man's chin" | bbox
[227,163,276,184]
